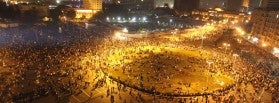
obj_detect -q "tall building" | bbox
[250,9,279,49]
[83,0,102,10]
[241,0,250,12]
[154,0,174,8]
[260,0,279,8]
[74,0,102,20]
[242,0,250,7]
[248,0,262,12]
[174,0,200,13]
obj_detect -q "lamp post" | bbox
[233,54,239,61]
[206,60,213,90]
[223,43,230,54]
[200,35,206,48]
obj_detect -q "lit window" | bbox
[277,14,279,18]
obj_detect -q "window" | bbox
[277,14,279,18]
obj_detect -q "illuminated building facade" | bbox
[83,0,102,10]
[75,9,95,19]
[242,0,249,8]
[248,0,261,12]
[192,9,250,24]
[251,9,279,47]
[74,0,102,20]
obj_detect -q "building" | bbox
[83,0,102,10]
[74,0,102,21]
[174,0,199,14]
[248,0,262,12]
[242,0,249,8]
[250,0,279,48]
[250,9,279,48]
[260,0,279,8]
[192,9,250,24]
[154,0,174,8]
[241,0,250,12]
[75,9,96,19]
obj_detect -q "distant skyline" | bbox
[3,0,276,12]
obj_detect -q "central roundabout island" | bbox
[88,43,238,97]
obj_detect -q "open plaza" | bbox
[0,22,278,103]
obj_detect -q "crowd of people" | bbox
[0,22,278,103]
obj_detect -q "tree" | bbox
[50,5,76,21]
[64,8,76,19]
[50,5,68,22]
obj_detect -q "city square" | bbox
[92,42,236,94]
[0,22,277,102]
[0,0,279,103]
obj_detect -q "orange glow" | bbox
[76,9,93,13]
[75,9,100,19]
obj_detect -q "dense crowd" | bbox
[0,22,278,103]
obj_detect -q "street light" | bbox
[223,43,230,54]
[106,17,110,21]
[252,37,259,43]
[200,35,206,48]
[142,17,147,22]
[273,47,279,58]
[233,54,239,60]
[261,42,268,47]
[123,27,128,33]
[207,60,213,69]
[206,60,213,90]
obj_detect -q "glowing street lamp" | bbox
[200,35,206,48]
[106,17,110,21]
[233,53,239,61]
[85,23,89,29]
[252,37,259,43]
[142,17,147,22]
[117,17,121,21]
[223,43,230,54]
[207,60,213,68]
[261,42,267,47]
[206,60,213,88]
[273,47,279,60]
[273,47,279,55]
[123,28,128,33]
[131,17,136,22]
[56,0,60,4]
[114,32,126,40]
